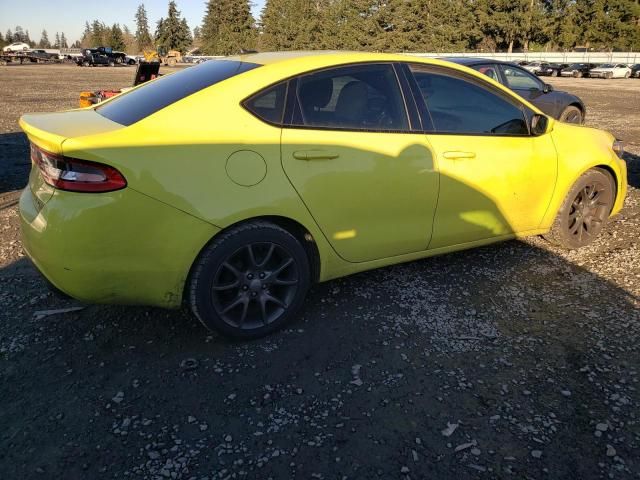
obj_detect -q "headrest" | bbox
[299,78,333,109]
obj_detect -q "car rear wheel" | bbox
[189,221,311,339]
[605,72,613,79]
[551,70,558,77]
[544,169,614,249]
[559,105,583,124]
[573,71,582,78]
[624,71,630,78]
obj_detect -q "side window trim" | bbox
[406,63,532,137]
[283,62,414,134]
[393,63,426,132]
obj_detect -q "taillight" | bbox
[30,143,126,193]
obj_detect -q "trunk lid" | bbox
[20,109,123,207]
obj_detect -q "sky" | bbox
[0,0,266,45]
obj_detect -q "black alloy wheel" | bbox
[545,169,614,249]
[189,221,311,339]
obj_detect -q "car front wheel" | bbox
[189,221,311,339]
[559,105,583,124]
[544,169,615,249]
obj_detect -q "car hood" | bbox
[590,68,614,72]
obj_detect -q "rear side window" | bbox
[243,82,288,125]
[291,64,409,131]
[97,60,261,126]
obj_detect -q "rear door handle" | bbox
[293,150,340,161]
[442,151,476,160]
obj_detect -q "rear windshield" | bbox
[97,60,261,126]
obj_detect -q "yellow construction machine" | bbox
[142,47,182,67]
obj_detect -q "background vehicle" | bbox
[447,58,586,123]
[536,63,569,77]
[560,63,599,78]
[19,52,626,339]
[142,47,182,67]
[589,63,632,79]
[522,61,547,74]
[28,49,57,62]
[631,64,640,78]
[2,42,30,52]
[77,47,127,67]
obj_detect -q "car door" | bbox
[499,64,557,116]
[406,64,557,249]
[280,63,439,263]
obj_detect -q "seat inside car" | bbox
[298,77,333,125]
[334,80,369,127]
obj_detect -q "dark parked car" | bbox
[536,63,569,77]
[77,47,127,67]
[631,64,640,78]
[560,63,599,78]
[29,49,57,62]
[446,58,586,124]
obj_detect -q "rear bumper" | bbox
[20,186,219,308]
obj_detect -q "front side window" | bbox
[291,64,409,131]
[501,66,542,90]
[410,66,528,136]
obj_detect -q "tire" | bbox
[551,70,558,77]
[189,221,311,339]
[605,72,613,79]
[115,56,123,64]
[624,71,630,78]
[559,105,583,124]
[573,71,581,78]
[167,57,177,67]
[544,169,615,249]
[108,61,115,67]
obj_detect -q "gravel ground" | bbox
[0,64,639,480]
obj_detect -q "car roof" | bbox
[442,57,514,66]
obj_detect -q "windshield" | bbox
[599,64,614,68]
[97,60,261,126]
[566,64,583,69]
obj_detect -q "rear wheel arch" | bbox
[184,215,321,305]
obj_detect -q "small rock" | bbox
[112,392,124,404]
[561,390,572,397]
[441,422,459,437]
[531,450,543,459]
[596,423,608,432]
[400,466,410,474]
[225,435,232,442]
[606,445,616,457]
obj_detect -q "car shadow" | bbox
[0,132,29,195]
[623,150,640,188]
[1,138,639,479]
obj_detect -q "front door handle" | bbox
[293,150,340,161]
[442,151,476,160]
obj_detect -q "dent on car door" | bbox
[280,63,439,263]
[408,64,558,248]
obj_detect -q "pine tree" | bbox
[14,26,25,42]
[109,24,126,50]
[60,32,68,48]
[201,0,256,55]
[90,20,106,46]
[54,32,61,48]
[260,0,328,51]
[135,3,154,50]
[0,32,4,49]
[155,1,192,53]
[39,30,51,48]
[122,25,137,53]
[6,29,13,44]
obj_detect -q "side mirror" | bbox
[543,83,553,93]
[531,114,549,136]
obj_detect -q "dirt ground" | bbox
[0,63,639,480]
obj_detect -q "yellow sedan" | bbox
[19,52,627,338]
